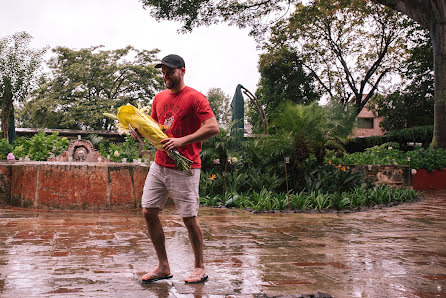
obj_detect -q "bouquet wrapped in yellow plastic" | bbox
[104,104,192,171]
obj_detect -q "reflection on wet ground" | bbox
[0,190,445,297]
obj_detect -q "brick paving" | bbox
[0,191,445,297]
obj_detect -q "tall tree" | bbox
[18,46,163,130]
[373,28,434,131]
[141,0,445,148]
[256,45,320,113]
[247,45,319,133]
[0,32,46,142]
[206,87,231,129]
[270,0,415,114]
[370,0,446,148]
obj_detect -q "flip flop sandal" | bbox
[141,274,173,284]
[185,274,208,284]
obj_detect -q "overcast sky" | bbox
[0,0,261,99]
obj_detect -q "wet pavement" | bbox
[0,191,445,297]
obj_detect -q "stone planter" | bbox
[351,164,410,187]
[0,161,149,209]
[412,168,446,190]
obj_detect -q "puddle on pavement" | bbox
[0,191,445,296]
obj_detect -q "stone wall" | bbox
[351,164,410,187]
[0,161,148,209]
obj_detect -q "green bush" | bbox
[385,126,433,149]
[8,132,69,161]
[98,135,154,162]
[304,160,365,193]
[345,125,433,153]
[1,132,154,162]
[406,147,446,171]
[326,145,446,171]
[0,139,13,159]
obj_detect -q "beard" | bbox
[164,72,181,90]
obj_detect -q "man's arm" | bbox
[160,117,219,151]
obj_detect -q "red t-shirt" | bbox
[151,86,215,169]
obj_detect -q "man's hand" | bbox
[158,117,219,151]
[160,137,186,151]
[129,125,144,145]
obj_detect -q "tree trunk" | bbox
[371,0,446,148]
[1,77,13,142]
[431,14,446,148]
[8,106,15,144]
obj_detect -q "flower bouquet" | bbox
[104,104,192,171]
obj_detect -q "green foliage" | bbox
[256,102,354,191]
[98,135,153,163]
[202,102,356,196]
[244,167,285,194]
[407,148,446,172]
[17,46,163,130]
[200,185,420,211]
[289,192,312,210]
[8,132,69,161]
[200,166,286,201]
[327,143,403,166]
[0,132,154,163]
[304,161,365,193]
[374,91,433,132]
[250,46,319,131]
[326,145,446,171]
[0,139,13,159]
[200,127,420,212]
[385,126,433,148]
[345,126,433,152]
[201,126,244,171]
[263,102,331,162]
[269,0,416,113]
[140,0,286,38]
[227,188,288,211]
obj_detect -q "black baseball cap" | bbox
[155,54,185,69]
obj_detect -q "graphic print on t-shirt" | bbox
[164,114,174,130]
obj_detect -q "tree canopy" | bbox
[274,0,417,113]
[247,45,319,132]
[206,87,232,129]
[141,0,446,148]
[257,45,319,111]
[140,0,292,39]
[0,31,46,142]
[17,46,163,130]
[142,0,416,111]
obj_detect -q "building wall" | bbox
[352,105,385,138]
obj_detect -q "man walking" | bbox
[137,54,219,284]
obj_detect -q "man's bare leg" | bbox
[183,216,207,283]
[142,207,171,280]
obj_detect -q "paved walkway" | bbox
[0,191,445,297]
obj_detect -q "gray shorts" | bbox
[141,162,201,217]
